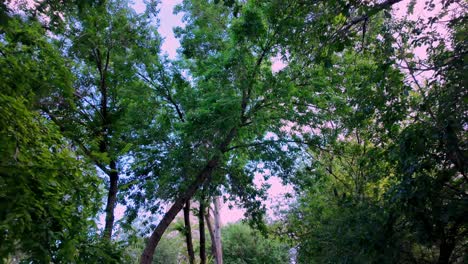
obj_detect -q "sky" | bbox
[132,0,183,59]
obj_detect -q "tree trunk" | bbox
[206,197,223,264]
[213,196,223,264]
[99,50,116,241]
[437,239,455,264]
[139,128,237,264]
[139,158,219,263]
[183,200,195,264]
[199,200,206,264]
[103,160,118,240]
[205,207,217,260]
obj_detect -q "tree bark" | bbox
[437,239,455,264]
[103,160,118,240]
[205,207,217,260]
[139,127,237,264]
[206,197,223,264]
[98,48,117,241]
[199,200,206,264]
[213,196,223,264]
[139,159,218,264]
[183,200,195,264]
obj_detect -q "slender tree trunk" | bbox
[103,160,118,240]
[206,197,223,264]
[183,200,195,264]
[213,196,223,264]
[199,200,206,264]
[437,239,455,264]
[98,49,117,241]
[205,207,217,260]
[139,128,237,264]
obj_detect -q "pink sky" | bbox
[132,0,183,59]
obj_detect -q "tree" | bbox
[279,1,467,263]
[183,200,196,264]
[0,12,103,262]
[138,1,406,262]
[277,32,411,263]
[137,0,287,259]
[2,0,465,263]
[1,1,155,261]
[40,0,162,240]
[199,195,207,264]
[388,2,467,262]
[206,196,224,264]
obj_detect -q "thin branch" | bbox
[340,0,403,34]
[137,71,186,122]
[43,108,111,176]
[325,166,352,192]
[73,90,103,120]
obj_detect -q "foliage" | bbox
[0,15,105,262]
[222,223,289,264]
[279,1,467,263]
[152,234,185,264]
[1,0,466,263]
[122,220,190,264]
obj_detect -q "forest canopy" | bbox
[0,0,466,263]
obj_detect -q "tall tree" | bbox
[205,195,224,264]
[0,10,103,263]
[138,1,404,263]
[41,0,162,240]
[205,205,217,262]
[183,200,195,264]
[279,1,467,263]
[198,198,207,264]
[390,2,467,262]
